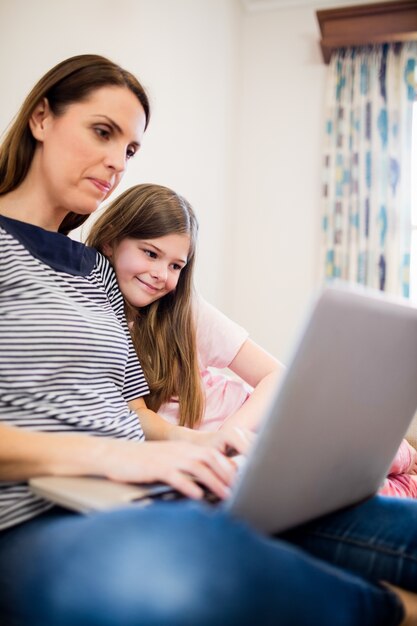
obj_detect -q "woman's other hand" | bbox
[99,438,237,501]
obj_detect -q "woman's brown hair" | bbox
[0,54,150,234]
[87,184,205,428]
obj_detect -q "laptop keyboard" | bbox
[136,454,246,506]
[138,486,220,505]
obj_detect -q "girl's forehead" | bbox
[127,234,191,257]
[143,233,189,243]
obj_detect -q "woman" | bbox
[0,53,416,626]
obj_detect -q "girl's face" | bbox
[104,234,191,308]
[30,85,147,223]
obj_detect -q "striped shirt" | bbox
[0,215,148,530]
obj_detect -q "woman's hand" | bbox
[99,438,238,500]
[0,424,237,501]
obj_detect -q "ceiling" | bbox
[241,0,387,11]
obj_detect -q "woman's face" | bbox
[104,234,191,308]
[30,85,147,220]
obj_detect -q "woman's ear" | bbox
[29,98,52,141]
[102,242,113,258]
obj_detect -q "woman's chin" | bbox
[71,195,107,217]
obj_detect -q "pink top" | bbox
[158,297,251,431]
[379,438,417,498]
[158,300,417,501]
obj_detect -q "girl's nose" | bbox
[152,263,168,282]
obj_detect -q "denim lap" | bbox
[283,494,417,590]
[0,500,405,626]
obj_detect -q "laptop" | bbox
[30,284,417,534]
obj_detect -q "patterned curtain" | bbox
[322,43,417,296]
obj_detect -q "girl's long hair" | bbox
[0,54,150,235]
[87,184,204,428]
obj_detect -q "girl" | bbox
[1,53,417,626]
[89,183,417,499]
[88,183,283,435]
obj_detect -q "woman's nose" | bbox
[104,144,127,174]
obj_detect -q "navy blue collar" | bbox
[0,215,96,277]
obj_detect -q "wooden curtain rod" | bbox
[316,0,417,63]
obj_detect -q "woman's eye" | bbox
[126,146,136,160]
[94,126,110,139]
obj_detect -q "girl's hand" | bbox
[99,438,237,500]
[184,426,255,458]
[129,399,255,458]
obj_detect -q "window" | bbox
[315,1,417,297]
[410,101,417,301]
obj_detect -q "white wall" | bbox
[0,0,241,302]
[227,4,327,361]
[0,0,332,362]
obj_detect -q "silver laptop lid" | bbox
[227,285,417,534]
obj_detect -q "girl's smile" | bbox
[135,276,163,294]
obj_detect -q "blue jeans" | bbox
[0,496,411,626]
[284,494,417,588]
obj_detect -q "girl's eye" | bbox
[143,249,157,259]
[171,263,183,271]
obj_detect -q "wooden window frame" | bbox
[316,1,417,64]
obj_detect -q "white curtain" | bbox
[321,43,417,296]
